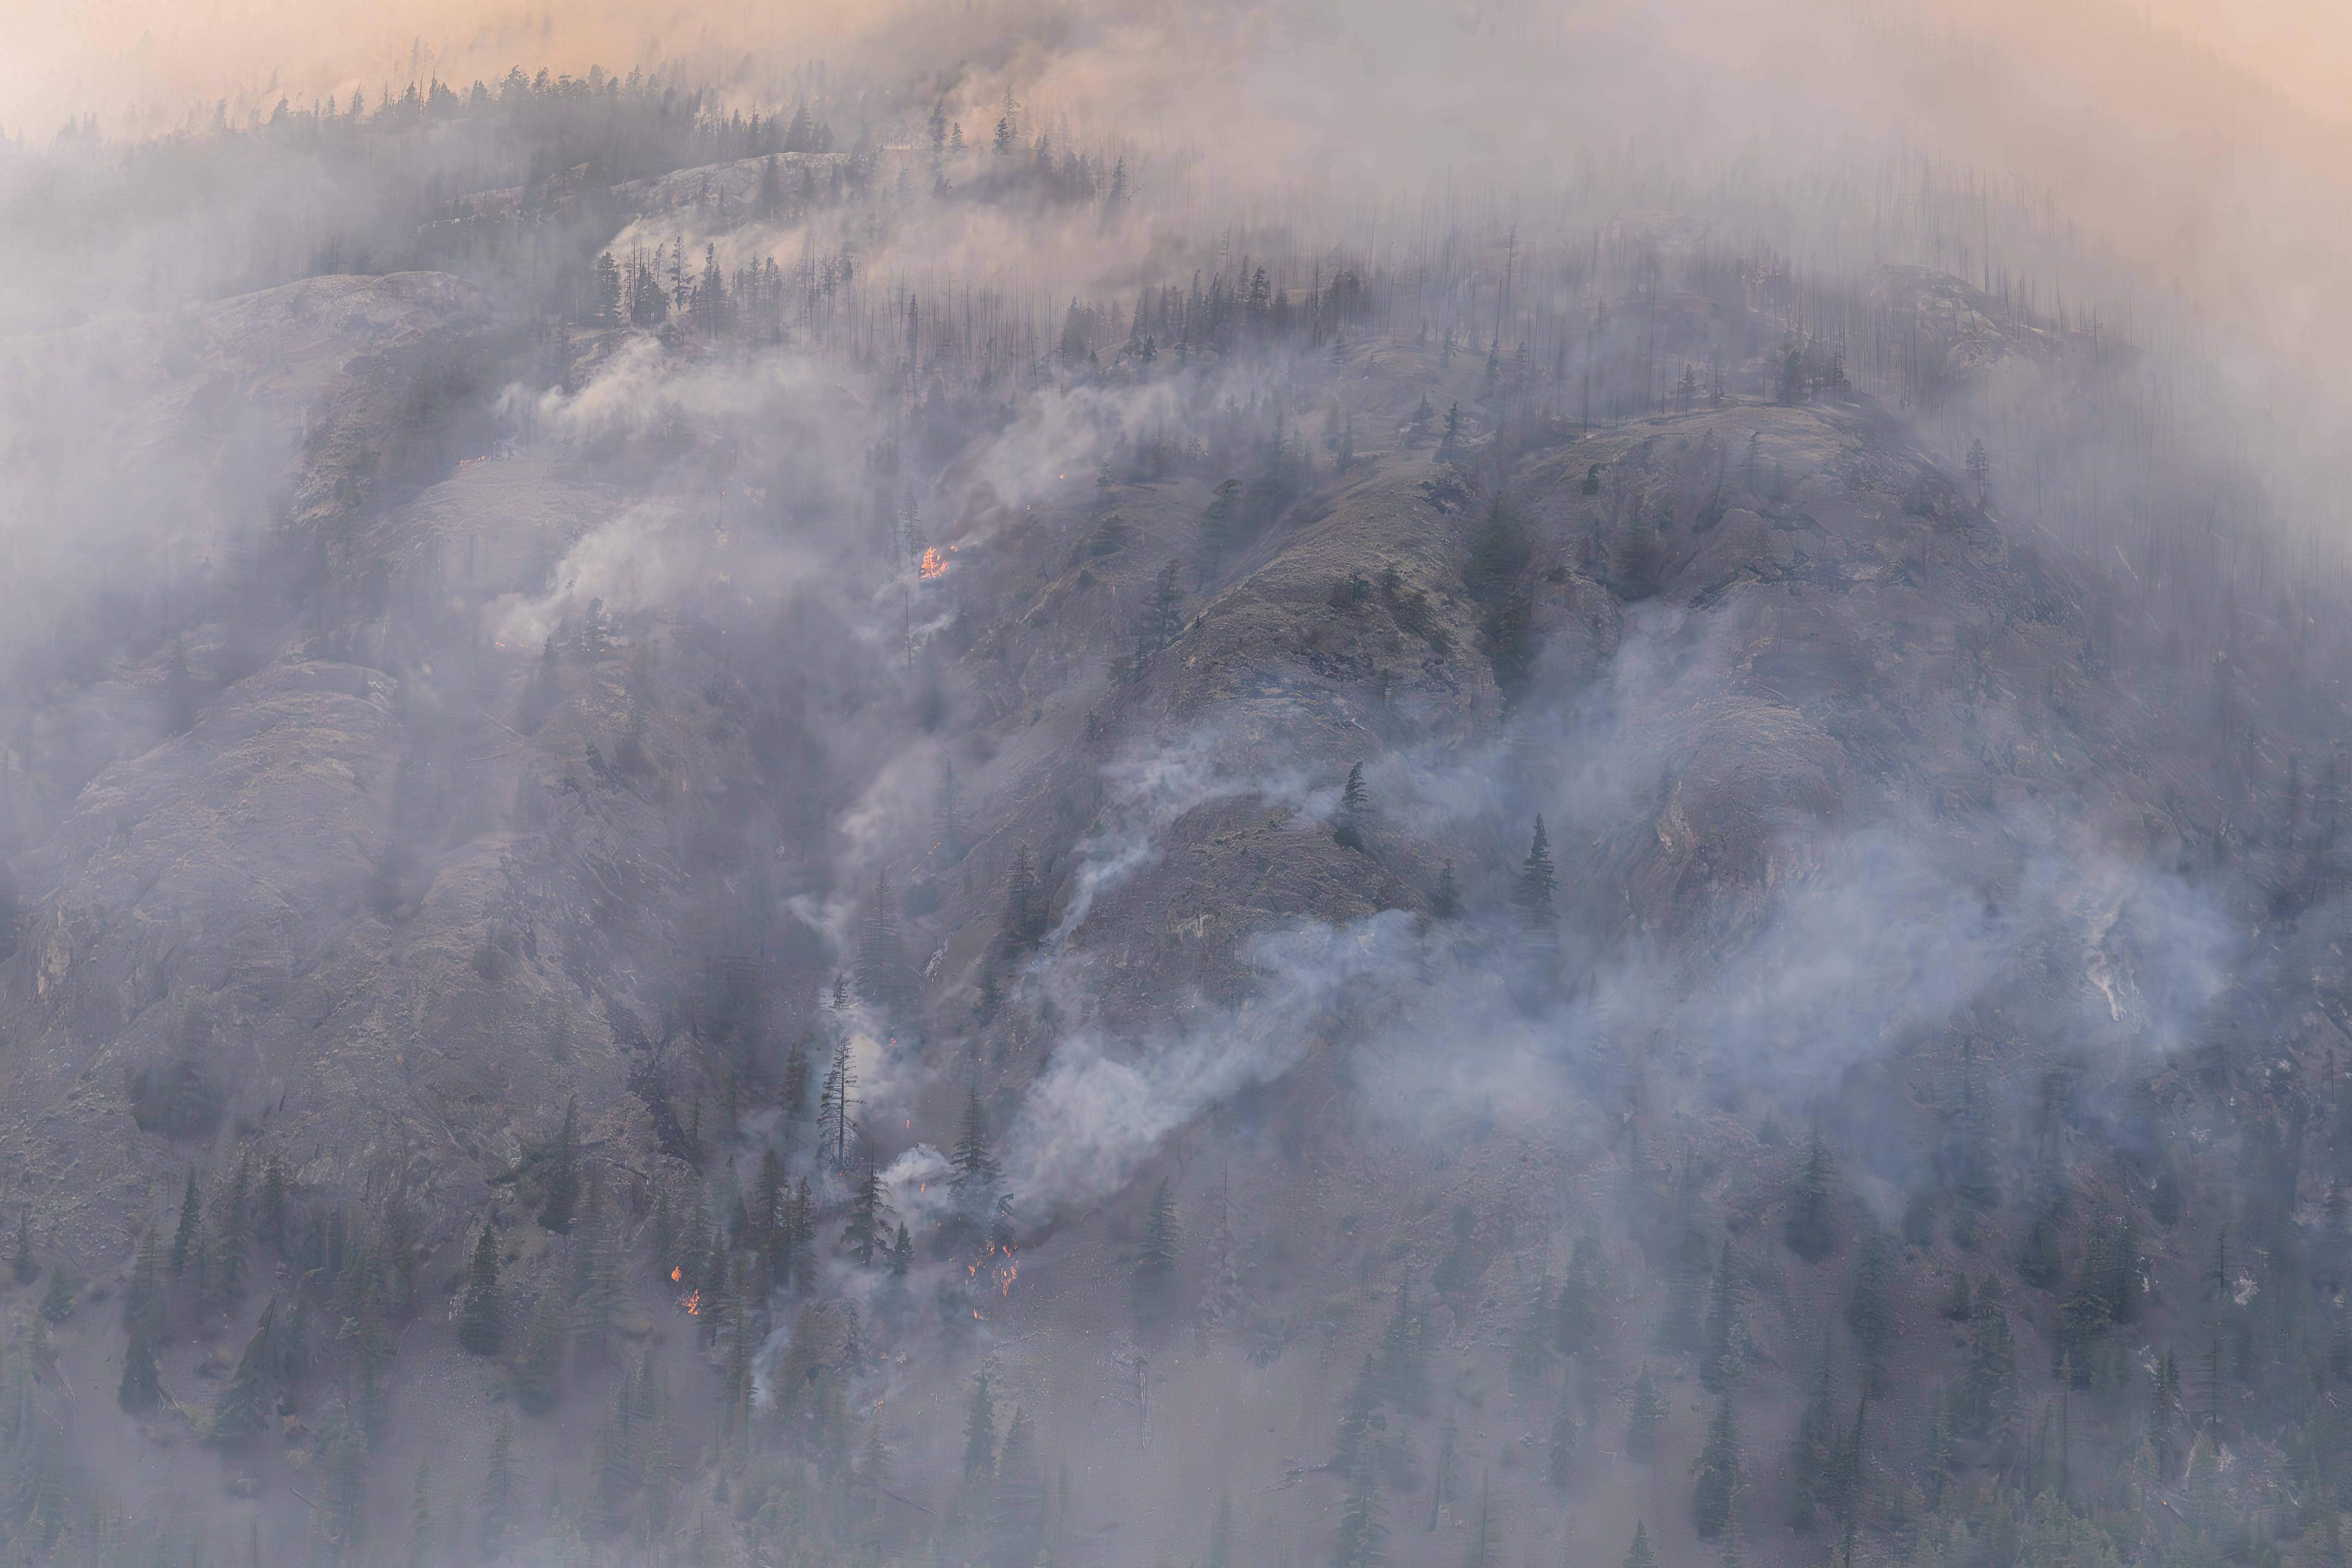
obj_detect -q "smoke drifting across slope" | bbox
[0,1,2349,1567]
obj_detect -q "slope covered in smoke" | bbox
[1,14,2351,1568]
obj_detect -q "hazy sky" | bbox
[4,0,2347,138]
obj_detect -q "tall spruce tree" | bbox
[963,1370,998,1481]
[1691,1392,1739,1537]
[1514,818,1558,929]
[855,869,909,1010]
[539,1099,581,1233]
[1131,1180,1181,1323]
[1785,1130,1840,1263]
[1334,763,1372,852]
[457,1221,505,1357]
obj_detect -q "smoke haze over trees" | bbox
[2,1,2352,1565]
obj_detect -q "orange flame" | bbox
[671,1266,682,1282]
[680,1290,701,1316]
[918,547,948,579]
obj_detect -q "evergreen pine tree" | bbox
[406,1464,434,1568]
[1332,1455,1388,1568]
[39,1266,75,1323]
[515,1290,565,1415]
[9,1208,32,1285]
[1131,1179,1181,1323]
[170,1173,202,1277]
[539,1099,581,1233]
[818,1034,858,1170]
[1691,1392,1739,1538]
[963,1370,998,1481]
[259,1155,290,1259]
[1785,1130,1839,1263]
[1547,1384,1577,1491]
[842,1148,895,1266]
[991,1407,1048,1568]
[1334,763,1372,852]
[1626,1365,1666,1461]
[935,755,966,863]
[118,1329,161,1414]
[950,1085,1003,1245]
[1208,1487,1236,1568]
[855,869,909,1009]
[1557,1233,1602,1357]
[208,1151,252,1311]
[1514,818,1558,929]
[1789,1334,1838,1529]
[1431,862,1462,919]
[210,1313,273,1446]
[478,1413,520,1559]
[1625,1523,1657,1568]
[1700,1239,1739,1392]
[1332,1355,1380,1474]
[457,1222,505,1357]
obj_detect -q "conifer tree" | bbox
[950,1085,1003,1245]
[1507,1271,1553,1404]
[1789,1334,1838,1529]
[1374,1287,1429,1418]
[1542,1383,1579,1489]
[1557,1232,1602,1357]
[539,1099,581,1233]
[1334,763,1372,852]
[1700,1239,1740,1392]
[118,1329,161,1414]
[998,843,1047,959]
[515,1290,565,1415]
[963,1370,998,1481]
[170,1173,202,1277]
[1627,1365,1666,1461]
[406,1465,433,1568]
[316,1406,371,1562]
[38,1266,75,1323]
[1131,1180,1181,1323]
[1846,1224,1893,1394]
[1785,1130,1840,1263]
[1146,560,1185,652]
[855,869,909,1010]
[208,1152,252,1311]
[210,1314,273,1447]
[259,1155,290,1259]
[935,755,966,864]
[1954,1285,2019,1442]
[123,1226,164,1346]
[1332,1452,1388,1568]
[1514,818,1558,929]
[1462,1470,1497,1568]
[991,1407,1049,1568]
[842,1148,896,1266]
[457,1222,505,1357]
[1332,1355,1381,1474]
[1625,1523,1657,1568]
[1199,479,1244,579]
[1431,862,1462,919]
[818,1034,858,1171]
[1691,1392,1739,1537]
[9,1209,32,1285]
[478,1413,520,1559]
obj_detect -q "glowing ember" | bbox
[918,547,948,579]
[671,1266,682,1282]
[680,1289,701,1315]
